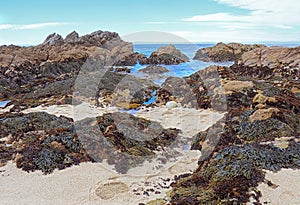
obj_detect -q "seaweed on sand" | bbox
[172,99,299,204]
[0,112,91,174]
[170,141,300,205]
[76,112,181,174]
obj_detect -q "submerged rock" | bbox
[139,65,169,73]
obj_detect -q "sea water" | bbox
[132,44,233,80]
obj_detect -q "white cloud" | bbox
[171,30,299,43]
[274,25,293,29]
[183,13,249,22]
[183,0,300,30]
[0,22,68,30]
[0,24,15,30]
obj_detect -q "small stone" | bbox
[166,101,178,108]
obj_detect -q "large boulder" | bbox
[146,44,189,65]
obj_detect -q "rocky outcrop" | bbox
[0,30,134,71]
[114,44,189,66]
[0,30,140,108]
[237,46,300,69]
[193,42,266,62]
[146,44,189,65]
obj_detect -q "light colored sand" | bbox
[2,163,299,205]
[0,104,222,204]
[135,106,224,137]
[3,104,298,204]
[0,151,202,205]
[22,102,119,121]
[250,169,300,205]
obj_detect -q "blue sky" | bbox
[0,0,300,44]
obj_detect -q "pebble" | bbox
[166,101,178,108]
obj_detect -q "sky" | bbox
[0,0,300,45]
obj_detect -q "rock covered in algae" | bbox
[0,112,91,174]
[76,112,181,174]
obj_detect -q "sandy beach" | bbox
[0,103,223,204]
[1,103,299,204]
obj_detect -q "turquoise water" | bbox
[143,90,157,105]
[131,44,233,84]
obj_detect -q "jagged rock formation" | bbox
[0,30,151,110]
[42,33,64,46]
